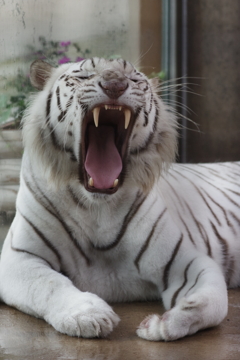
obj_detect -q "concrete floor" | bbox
[0,289,239,360]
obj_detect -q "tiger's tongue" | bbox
[85,125,122,189]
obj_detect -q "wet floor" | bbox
[0,289,239,360]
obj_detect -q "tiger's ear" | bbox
[30,60,54,90]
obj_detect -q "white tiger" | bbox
[0,57,239,341]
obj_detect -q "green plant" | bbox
[0,37,91,129]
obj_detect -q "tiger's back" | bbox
[162,162,240,288]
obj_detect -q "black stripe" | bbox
[123,59,127,69]
[68,186,87,210]
[210,221,229,270]
[66,82,75,88]
[63,146,77,161]
[163,234,183,291]
[20,211,62,264]
[184,201,212,257]
[46,92,52,123]
[79,103,89,116]
[143,109,148,127]
[177,167,240,202]
[174,168,222,226]
[149,91,153,114]
[180,166,214,181]
[220,189,240,209]
[226,256,235,287]
[91,58,95,68]
[131,92,143,97]
[10,231,54,270]
[56,86,62,111]
[226,188,240,197]
[202,189,233,228]
[84,83,96,88]
[75,76,89,80]
[58,110,67,122]
[82,89,97,93]
[152,98,159,132]
[80,96,95,101]
[229,211,240,226]
[27,171,90,266]
[163,176,185,209]
[184,269,205,296]
[58,95,74,122]
[47,124,62,151]
[171,259,195,308]
[79,59,87,70]
[24,176,57,218]
[66,95,74,108]
[195,187,221,226]
[203,164,240,186]
[132,99,159,152]
[130,131,154,155]
[24,176,89,261]
[11,243,54,269]
[171,169,213,255]
[92,192,146,251]
[177,212,196,245]
[134,208,167,272]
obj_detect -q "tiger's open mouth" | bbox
[81,104,134,194]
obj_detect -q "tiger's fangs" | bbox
[88,177,119,188]
[83,104,134,194]
[92,106,131,129]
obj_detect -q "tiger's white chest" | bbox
[50,186,170,301]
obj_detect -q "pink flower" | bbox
[60,41,71,47]
[76,57,85,62]
[58,56,71,64]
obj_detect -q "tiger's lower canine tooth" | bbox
[89,177,94,186]
[93,107,100,127]
[124,109,131,129]
[113,179,119,187]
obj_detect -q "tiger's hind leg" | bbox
[137,255,228,341]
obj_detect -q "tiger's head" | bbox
[23,58,177,196]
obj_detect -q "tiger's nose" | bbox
[100,70,128,99]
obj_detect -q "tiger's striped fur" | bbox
[0,58,239,341]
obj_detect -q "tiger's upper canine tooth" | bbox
[113,179,119,188]
[93,107,100,127]
[124,109,131,129]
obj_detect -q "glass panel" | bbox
[0,0,166,248]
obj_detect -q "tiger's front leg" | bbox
[0,239,120,338]
[137,255,228,341]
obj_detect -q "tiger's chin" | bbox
[80,104,135,195]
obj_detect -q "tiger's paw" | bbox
[47,294,120,338]
[136,314,165,341]
[136,308,196,341]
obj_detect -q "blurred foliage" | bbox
[0,37,90,129]
[1,36,165,130]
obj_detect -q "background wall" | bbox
[0,0,140,82]
[184,0,240,162]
